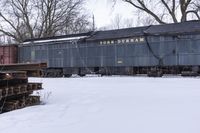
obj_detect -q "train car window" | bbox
[36,46,41,50]
[149,37,157,42]
[58,44,61,49]
[41,45,45,50]
[160,36,165,42]
[195,34,200,39]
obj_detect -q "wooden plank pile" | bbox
[0,71,43,113]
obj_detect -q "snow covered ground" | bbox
[0,76,200,133]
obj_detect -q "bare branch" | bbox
[114,0,199,25]
[0,0,91,42]
[186,10,200,19]
[160,0,178,23]
[123,0,166,24]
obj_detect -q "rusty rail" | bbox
[0,63,47,77]
[0,70,43,114]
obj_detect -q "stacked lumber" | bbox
[0,71,43,113]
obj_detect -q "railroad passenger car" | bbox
[19,20,200,77]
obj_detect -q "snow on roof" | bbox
[22,36,88,45]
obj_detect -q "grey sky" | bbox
[86,0,136,28]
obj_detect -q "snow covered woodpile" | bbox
[0,71,43,113]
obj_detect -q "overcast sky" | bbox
[86,0,136,28]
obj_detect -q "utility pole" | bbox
[92,14,96,31]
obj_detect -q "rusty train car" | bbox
[0,45,18,64]
[1,20,200,77]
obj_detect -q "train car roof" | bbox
[145,20,200,35]
[23,32,93,44]
[87,26,146,41]
[22,20,200,44]
[87,20,200,41]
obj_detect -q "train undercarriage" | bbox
[42,65,200,77]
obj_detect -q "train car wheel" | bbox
[64,74,72,78]
[78,74,86,77]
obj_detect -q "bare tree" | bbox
[136,10,157,26]
[0,0,91,42]
[105,14,135,30]
[60,12,93,34]
[124,18,135,27]
[0,0,34,42]
[111,14,123,29]
[188,1,200,20]
[112,0,200,24]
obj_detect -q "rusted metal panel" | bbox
[0,45,18,64]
